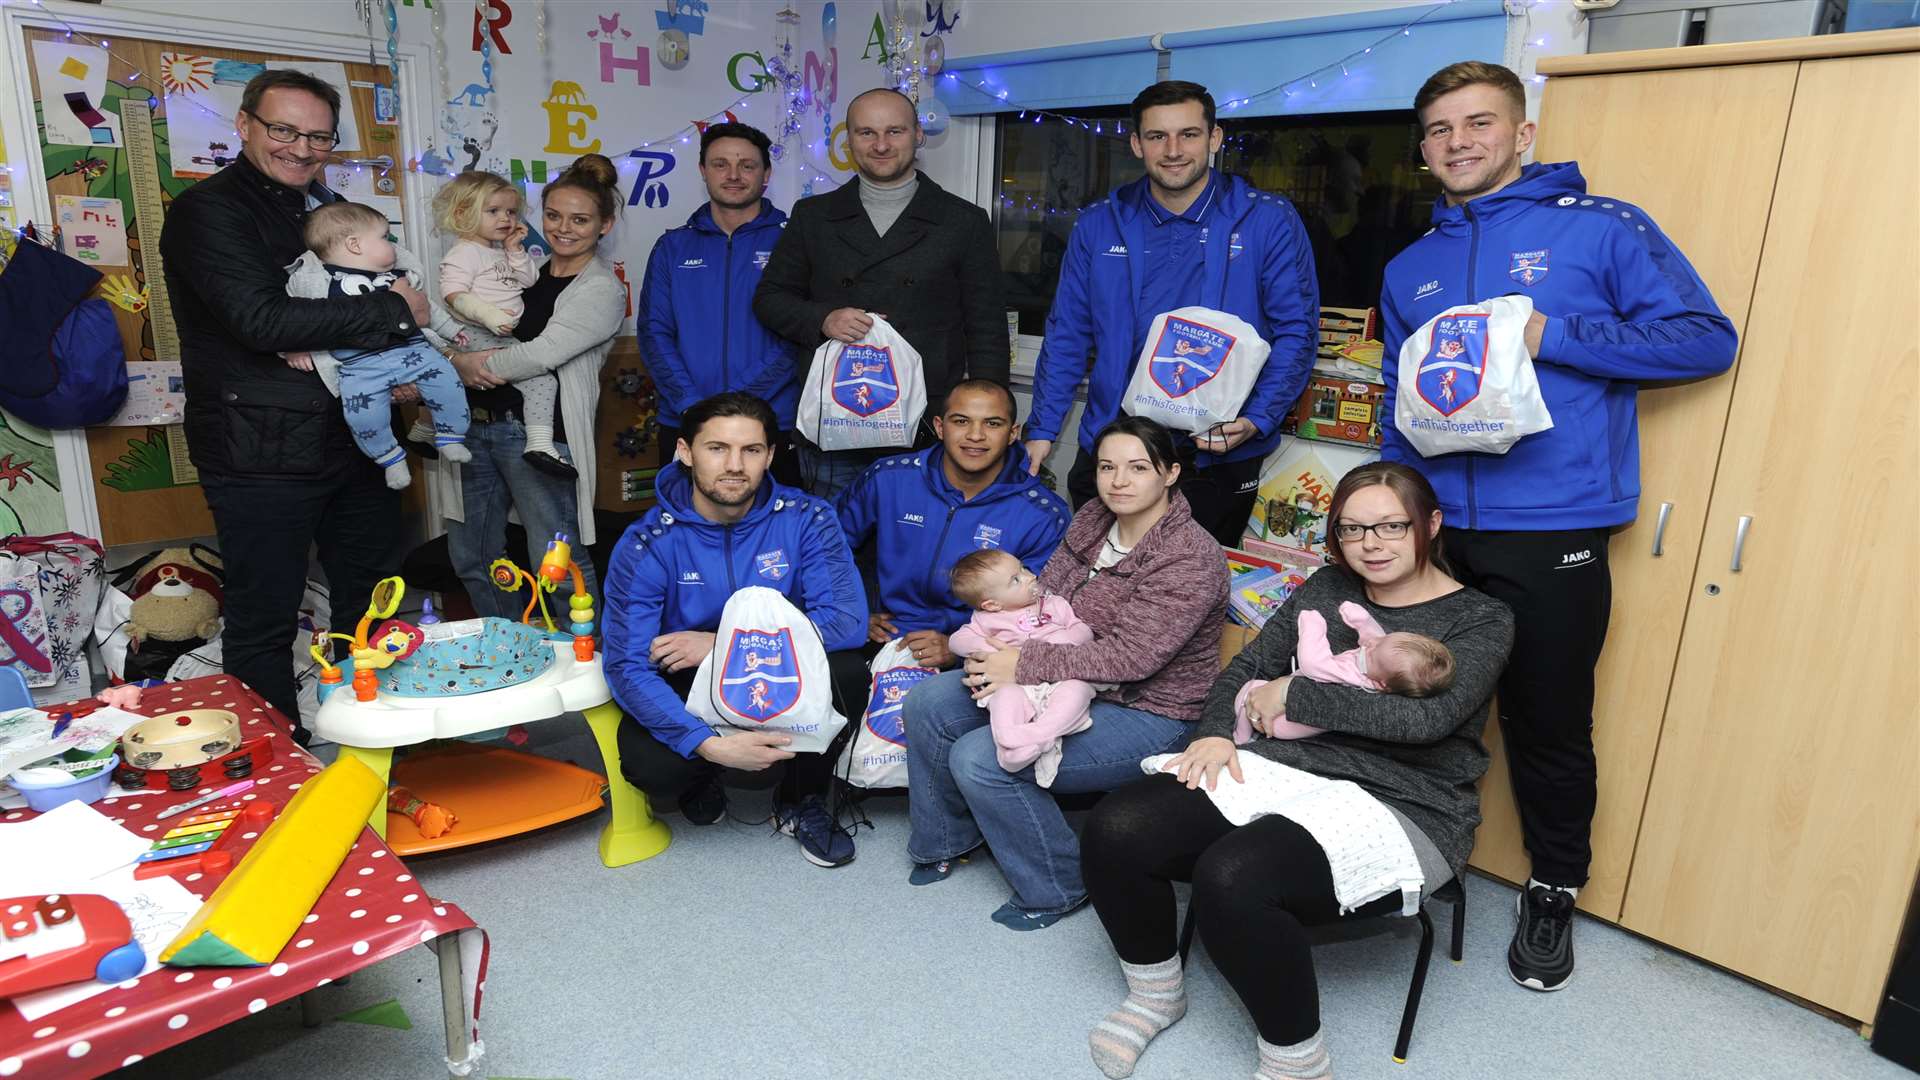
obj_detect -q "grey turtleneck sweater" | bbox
[859,171,920,237]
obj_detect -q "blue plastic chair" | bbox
[0,667,33,709]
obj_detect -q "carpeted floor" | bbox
[116,726,1903,1080]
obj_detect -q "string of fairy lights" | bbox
[4,0,1554,244]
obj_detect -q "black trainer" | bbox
[1509,884,1576,991]
[522,448,578,479]
[677,775,726,826]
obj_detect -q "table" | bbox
[0,676,491,1079]
[311,642,672,867]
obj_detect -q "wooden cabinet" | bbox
[1468,29,1919,1021]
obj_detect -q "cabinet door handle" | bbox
[1730,515,1753,572]
[1651,501,1673,557]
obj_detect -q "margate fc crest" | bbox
[719,627,802,720]
[1508,249,1550,287]
[1148,317,1233,399]
[833,343,900,417]
[1416,313,1489,418]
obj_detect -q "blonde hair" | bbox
[432,170,520,240]
[303,201,388,257]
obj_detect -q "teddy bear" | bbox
[128,566,222,646]
[110,545,225,678]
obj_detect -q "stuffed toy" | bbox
[110,545,225,679]
[128,569,222,646]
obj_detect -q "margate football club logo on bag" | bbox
[838,638,933,788]
[1122,306,1268,435]
[1148,317,1232,399]
[1416,313,1489,418]
[1393,296,1553,457]
[798,316,927,451]
[833,344,900,417]
[719,627,803,721]
[863,665,920,747]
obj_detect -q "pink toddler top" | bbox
[439,239,539,319]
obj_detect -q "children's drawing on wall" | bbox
[0,412,65,538]
[31,41,124,148]
[160,53,248,180]
[54,195,130,267]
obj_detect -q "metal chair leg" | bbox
[1448,881,1466,963]
[1394,907,1436,1063]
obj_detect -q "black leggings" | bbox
[1081,772,1400,1045]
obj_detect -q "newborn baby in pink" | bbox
[947,549,1097,787]
[1233,600,1454,743]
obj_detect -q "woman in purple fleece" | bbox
[901,416,1227,930]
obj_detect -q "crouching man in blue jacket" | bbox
[836,379,1071,671]
[603,392,870,867]
[1380,62,1736,990]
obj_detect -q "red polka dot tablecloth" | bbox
[0,676,490,1079]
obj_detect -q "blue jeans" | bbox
[795,440,888,501]
[446,419,599,621]
[904,669,1194,914]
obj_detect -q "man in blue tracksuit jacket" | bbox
[640,122,800,484]
[604,392,868,866]
[1024,81,1318,546]
[1381,63,1736,991]
[837,379,1071,670]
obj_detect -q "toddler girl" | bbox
[424,171,571,477]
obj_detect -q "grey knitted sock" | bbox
[1088,955,1186,1078]
[1255,1029,1331,1079]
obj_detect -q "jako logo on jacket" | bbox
[641,199,800,429]
[1026,172,1319,467]
[1379,162,1736,531]
[836,442,1070,635]
[602,461,868,757]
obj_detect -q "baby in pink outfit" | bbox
[1234,600,1455,743]
[947,549,1097,788]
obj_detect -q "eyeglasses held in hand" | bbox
[248,112,339,152]
[1334,520,1413,542]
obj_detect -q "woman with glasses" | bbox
[901,416,1228,931]
[1077,461,1513,1080]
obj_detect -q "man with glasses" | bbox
[754,87,1008,499]
[160,69,431,740]
[1379,62,1735,992]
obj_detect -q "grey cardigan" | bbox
[1198,568,1515,879]
[425,255,625,544]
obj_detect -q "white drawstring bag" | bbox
[1121,306,1270,435]
[1393,295,1554,456]
[837,639,937,789]
[797,315,926,451]
[686,586,846,754]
